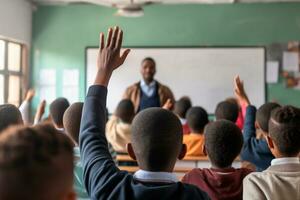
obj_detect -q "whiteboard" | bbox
[86,47,265,113]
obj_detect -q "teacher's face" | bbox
[141,60,156,83]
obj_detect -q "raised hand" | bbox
[234,76,250,107]
[34,100,46,125]
[24,89,35,102]
[94,26,130,86]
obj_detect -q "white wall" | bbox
[0,0,32,45]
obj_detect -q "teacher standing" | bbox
[123,57,175,113]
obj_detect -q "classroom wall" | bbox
[32,3,300,110]
[0,0,32,45]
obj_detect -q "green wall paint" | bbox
[32,3,300,110]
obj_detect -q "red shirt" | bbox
[182,123,191,135]
[182,168,252,200]
[235,102,247,130]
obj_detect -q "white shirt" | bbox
[133,169,178,183]
[271,157,300,166]
[140,80,157,97]
[19,100,30,124]
[179,117,187,125]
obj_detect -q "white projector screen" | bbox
[86,47,265,114]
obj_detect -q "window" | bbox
[0,39,25,106]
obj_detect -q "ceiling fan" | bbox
[114,0,154,17]
[52,0,155,17]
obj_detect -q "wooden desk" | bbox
[117,154,133,162]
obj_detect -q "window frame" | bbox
[0,39,26,106]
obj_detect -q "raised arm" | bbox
[33,100,46,125]
[19,89,35,124]
[234,76,270,154]
[79,27,130,197]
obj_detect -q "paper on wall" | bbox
[283,52,299,72]
[266,61,279,83]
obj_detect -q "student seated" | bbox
[50,97,70,130]
[225,97,246,130]
[106,99,135,153]
[63,102,90,199]
[215,101,239,123]
[183,106,209,156]
[79,27,210,200]
[182,120,252,200]
[64,102,117,199]
[0,104,23,132]
[0,124,75,200]
[173,97,192,134]
[243,106,300,200]
[234,76,279,171]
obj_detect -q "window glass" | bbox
[8,42,21,72]
[8,75,20,106]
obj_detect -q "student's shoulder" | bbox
[179,182,210,199]
[237,167,254,176]
[182,168,207,181]
[243,171,268,185]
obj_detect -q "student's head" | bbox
[127,108,186,172]
[50,98,70,129]
[186,106,209,133]
[0,104,23,133]
[0,124,75,200]
[141,57,156,83]
[63,102,83,146]
[173,97,192,119]
[204,120,243,168]
[256,102,281,133]
[115,99,135,124]
[225,97,239,108]
[267,106,300,157]
[215,101,239,123]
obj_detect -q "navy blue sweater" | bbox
[79,85,210,200]
[240,106,274,171]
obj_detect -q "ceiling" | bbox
[31,0,300,6]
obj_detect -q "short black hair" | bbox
[225,97,239,108]
[186,106,209,133]
[115,99,135,124]
[142,57,156,66]
[256,102,281,132]
[0,124,73,200]
[269,106,300,156]
[63,102,83,145]
[50,98,70,127]
[215,101,239,123]
[131,108,182,171]
[0,104,23,132]
[173,97,192,119]
[204,120,243,168]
